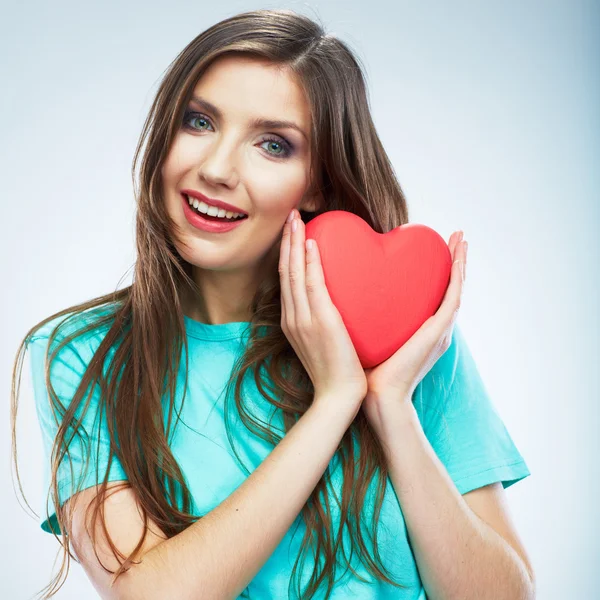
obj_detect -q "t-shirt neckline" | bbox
[183,314,252,341]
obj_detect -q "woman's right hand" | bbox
[278,208,368,408]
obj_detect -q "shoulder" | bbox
[414,322,496,428]
[420,323,470,397]
[27,302,122,368]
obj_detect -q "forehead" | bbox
[190,54,310,133]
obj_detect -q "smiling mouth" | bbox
[190,206,247,222]
[183,193,248,221]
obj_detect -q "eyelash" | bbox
[181,110,294,159]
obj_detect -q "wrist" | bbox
[310,391,363,423]
[363,394,420,440]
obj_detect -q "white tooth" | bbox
[189,197,210,214]
[187,195,244,219]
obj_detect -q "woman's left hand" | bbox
[361,230,468,437]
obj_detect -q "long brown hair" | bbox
[10,8,411,599]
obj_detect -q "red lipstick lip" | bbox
[181,189,248,216]
[181,194,247,233]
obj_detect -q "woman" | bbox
[11,9,534,600]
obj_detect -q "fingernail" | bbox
[287,209,295,223]
[292,218,298,232]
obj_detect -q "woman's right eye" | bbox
[182,110,212,131]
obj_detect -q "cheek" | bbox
[247,166,308,215]
[161,156,179,191]
[163,133,209,177]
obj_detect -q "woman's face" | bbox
[162,54,318,273]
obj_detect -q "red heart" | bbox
[305,211,453,368]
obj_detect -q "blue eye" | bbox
[182,110,294,159]
[184,112,212,131]
[258,137,292,158]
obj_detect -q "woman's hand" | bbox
[361,230,468,437]
[279,208,368,407]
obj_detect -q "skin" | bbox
[161,54,322,325]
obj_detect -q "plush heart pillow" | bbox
[305,210,452,369]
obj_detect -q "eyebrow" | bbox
[189,95,308,142]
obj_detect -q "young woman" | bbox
[11,9,534,600]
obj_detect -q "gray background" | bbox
[2,0,598,598]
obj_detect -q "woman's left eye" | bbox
[182,110,294,159]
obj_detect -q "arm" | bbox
[69,394,360,600]
[378,404,535,600]
[360,233,534,599]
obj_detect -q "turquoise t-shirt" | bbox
[27,308,531,599]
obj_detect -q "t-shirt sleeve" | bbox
[27,328,128,534]
[413,323,531,494]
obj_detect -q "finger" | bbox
[304,237,338,324]
[279,215,294,325]
[447,230,462,256]
[438,237,467,323]
[450,239,467,299]
[289,214,312,325]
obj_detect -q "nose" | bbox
[196,135,239,188]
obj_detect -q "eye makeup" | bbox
[181,109,295,159]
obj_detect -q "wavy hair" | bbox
[10,8,411,599]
